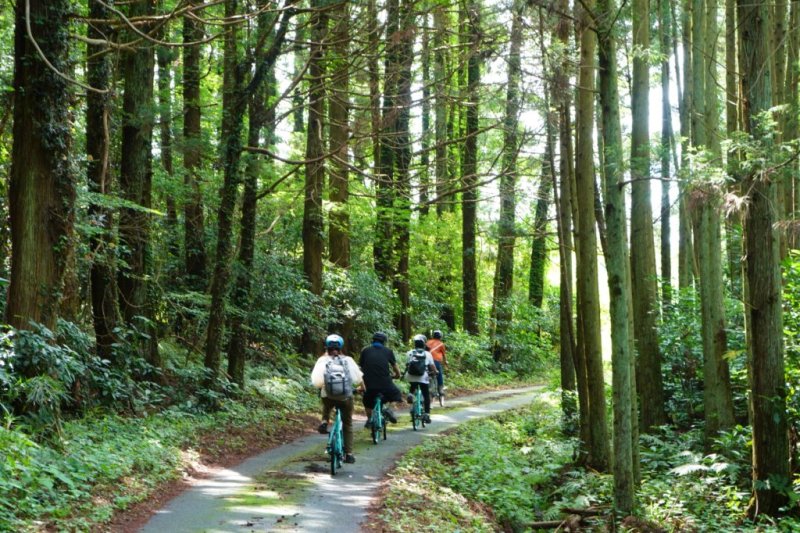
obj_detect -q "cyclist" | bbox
[359,331,402,428]
[426,330,448,394]
[311,334,363,464]
[404,334,437,423]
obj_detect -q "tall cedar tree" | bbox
[118,0,159,366]
[575,0,609,471]
[328,0,351,269]
[227,7,277,386]
[738,0,791,516]
[678,0,694,288]
[462,0,481,335]
[374,0,400,284]
[86,0,118,362]
[552,0,578,427]
[491,0,523,361]
[659,0,672,309]
[631,0,665,431]
[183,2,207,290]
[301,0,328,355]
[391,0,415,341]
[598,0,636,511]
[7,0,76,340]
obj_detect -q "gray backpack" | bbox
[324,356,352,399]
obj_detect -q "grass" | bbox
[371,391,798,532]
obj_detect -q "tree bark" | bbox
[183,2,207,291]
[300,0,328,355]
[575,0,609,471]
[739,0,791,516]
[631,0,666,431]
[392,0,415,341]
[7,0,76,338]
[598,0,636,510]
[86,0,118,361]
[462,0,481,336]
[374,0,399,283]
[328,0,351,268]
[118,0,159,366]
[491,0,523,361]
[659,0,673,310]
[226,7,277,387]
[157,46,179,259]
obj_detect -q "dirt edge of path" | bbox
[101,413,320,533]
[101,383,536,533]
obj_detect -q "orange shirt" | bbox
[426,339,446,362]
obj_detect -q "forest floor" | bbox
[127,386,541,533]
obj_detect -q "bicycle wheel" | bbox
[438,390,444,407]
[371,417,379,444]
[382,419,387,440]
[412,405,418,430]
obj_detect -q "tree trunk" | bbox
[725,0,743,299]
[659,0,673,310]
[598,0,636,510]
[434,5,451,216]
[374,0,399,283]
[739,0,791,516]
[419,19,431,216]
[462,0,481,336]
[226,8,277,387]
[491,0,523,361]
[86,0,118,362]
[7,0,76,337]
[631,0,665,432]
[679,0,695,289]
[183,3,207,290]
[157,47,179,259]
[694,0,735,443]
[300,0,328,355]
[554,0,577,431]
[328,0,351,268]
[118,0,159,366]
[575,0,609,471]
[392,0,415,341]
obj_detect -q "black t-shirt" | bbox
[359,344,397,390]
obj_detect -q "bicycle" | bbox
[326,405,345,475]
[369,393,388,444]
[410,385,426,430]
[430,375,445,408]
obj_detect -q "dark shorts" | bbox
[362,384,403,409]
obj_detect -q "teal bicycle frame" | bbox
[369,393,387,444]
[326,406,344,475]
[410,385,426,430]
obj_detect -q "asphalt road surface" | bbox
[140,386,542,533]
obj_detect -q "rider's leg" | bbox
[421,382,431,413]
[340,397,355,454]
[434,360,444,390]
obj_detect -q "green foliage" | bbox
[0,362,319,531]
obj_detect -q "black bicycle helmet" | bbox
[372,331,388,344]
[432,330,443,340]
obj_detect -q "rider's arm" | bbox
[391,362,401,379]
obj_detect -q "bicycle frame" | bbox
[326,406,344,475]
[411,384,426,430]
[370,394,386,444]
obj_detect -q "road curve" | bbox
[140,385,542,533]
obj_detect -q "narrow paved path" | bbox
[140,386,542,533]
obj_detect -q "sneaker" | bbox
[383,407,398,424]
[442,386,447,391]
[344,454,356,464]
[406,393,414,404]
[317,422,329,434]
[423,413,431,423]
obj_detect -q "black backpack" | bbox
[407,350,427,376]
